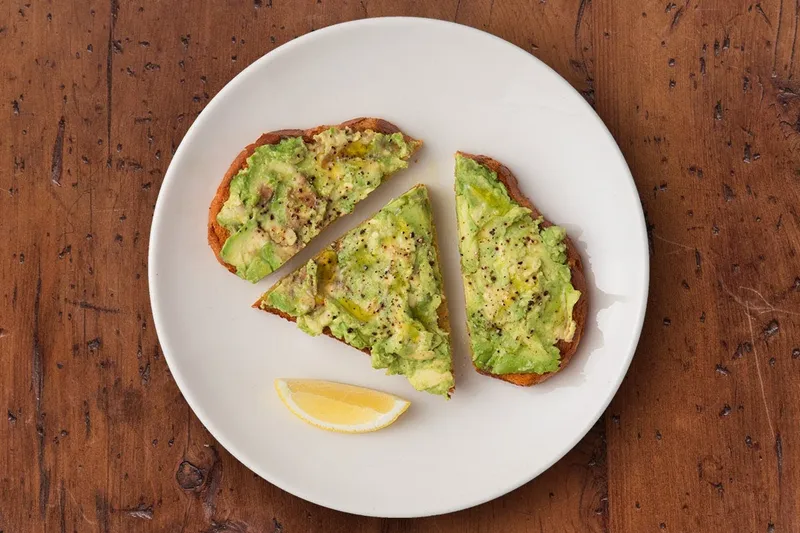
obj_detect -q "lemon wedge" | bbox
[274,379,410,433]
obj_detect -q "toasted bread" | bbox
[456,152,588,386]
[255,184,454,396]
[208,117,421,275]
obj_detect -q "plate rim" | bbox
[149,16,649,518]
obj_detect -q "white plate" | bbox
[149,18,648,518]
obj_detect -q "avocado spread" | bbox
[263,186,454,397]
[455,154,581,375]
[217,127,419,282]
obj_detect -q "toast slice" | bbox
[454,153,587,386]
[255,185,454,397]
[209,118,421,282]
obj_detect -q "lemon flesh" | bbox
[275,379,410,433]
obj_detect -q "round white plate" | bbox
[150,17,648,518]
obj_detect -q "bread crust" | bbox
[456,152,588,386]
[208,118,420,274]
[253,184,454,394]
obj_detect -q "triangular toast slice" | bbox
[454,152,587,386]
[256,184,455,397]
[209,118,421,282]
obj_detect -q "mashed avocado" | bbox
[263,186,454,397]
[455,154,581,375]
[217,127,419,282]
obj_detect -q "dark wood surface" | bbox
[2,1,798,531]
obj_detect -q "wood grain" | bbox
[1,1,797,532]
[593,2,800,532]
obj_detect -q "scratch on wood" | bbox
[776,433,783,485]
[33,268,50,520]
[745,303,775,440]
[139,362,150,385]
[790,1,799,75]
[453,0,462,21]
[774,84,800,103]
[59,481,66,533]
[716,282,797,453]
[588,420,608,530]
[66,298,120,314]
[50,117,65,186]
[571,0,595,107]
[84,400,91,438]
[670,3,685,30]
[723,183,735,201]
[203,446,223,519]
[95,491,110,533]
[575,0,591,46]
[755,3,773,27]
[123,503,154,520]
[722,283,800,318]
[106,0,119,157]
[773,0,785,74]
[32,272,43,409]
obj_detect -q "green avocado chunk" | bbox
[216,128,419,282]
[454,154,581,376]
[262,185,454,397]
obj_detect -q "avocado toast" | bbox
[454,153,587,386]
[209,118,421,282]
[256,184,455,397]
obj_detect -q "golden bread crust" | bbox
[208,118,419,274]
[456,152,588,386]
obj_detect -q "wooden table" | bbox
[2,1,798,531]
